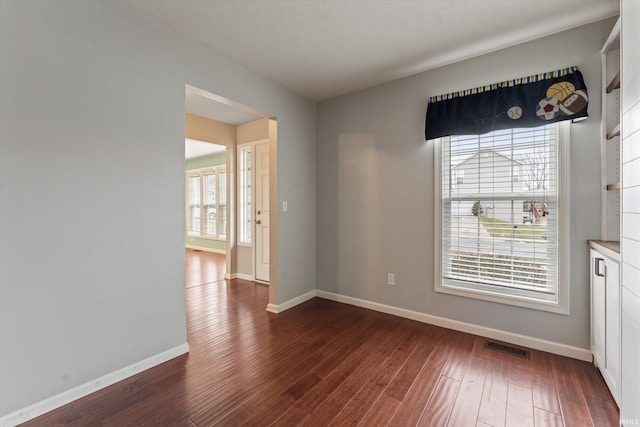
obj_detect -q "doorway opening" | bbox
[184,84,277,294]
[185,139,228,286]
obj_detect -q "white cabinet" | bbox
[590,247,620,406]
[593,17,622,409]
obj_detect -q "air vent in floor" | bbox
[484,341,530,359]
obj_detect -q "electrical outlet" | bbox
[283,201,288,212]
[387,273,395,286]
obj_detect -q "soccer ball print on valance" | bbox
[425,67,588,140]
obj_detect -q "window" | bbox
[238,145,252,245]
[434,122,569,313]
[187,175,201,235]
[187,166,227,240]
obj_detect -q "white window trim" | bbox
[237,139,269,248]
[237,142,255,247]
[433,122,570,314]
[186,165,227,241]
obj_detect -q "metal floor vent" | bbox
[484,341,530,359]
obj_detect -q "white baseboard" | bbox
[224,273,257,281]
[185,245,226,254]
[266,290,317,314]
[0,343,189,427]
[266,303,279,313]
[316,290,592,362]
[222,273,255,281]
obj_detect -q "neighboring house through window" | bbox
[434,122,570,313]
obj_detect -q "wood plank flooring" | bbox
[185,249,226,288]
[22,250,619,426]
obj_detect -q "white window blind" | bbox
[188,175,201,235]
[239,146,252,244]
[218,170,227,239]
[436,123,568,309]
[187,166,226,240]
[203,171,217,236]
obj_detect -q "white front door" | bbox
[255,142,270,282]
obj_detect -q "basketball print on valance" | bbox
[425,66,588,140]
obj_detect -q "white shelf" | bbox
[606,71,621,93]
[607,124,621,140]
[607,182,621,191]
[600,17,621,242]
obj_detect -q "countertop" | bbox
[588,240,620,262]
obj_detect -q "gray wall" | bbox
[0,0,316,417]
[317,19,616,349]
[238,246,253,277]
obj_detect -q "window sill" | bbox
[435,282,569,315]
[188,235,226,242]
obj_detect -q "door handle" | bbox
[257,210,261,215]
[256,220,261,225]
[595,258,605,277]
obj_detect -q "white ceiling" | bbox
[185,138,226,160]
[123,0,618,102]
[185,88,264,125]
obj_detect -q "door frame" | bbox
[254,141,270,283]
[237,139,270,283]
[185,85,279,310]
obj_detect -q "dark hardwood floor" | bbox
[22,250,619,426]
[185,249,226,288]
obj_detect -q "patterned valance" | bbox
[425,66,588,140]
